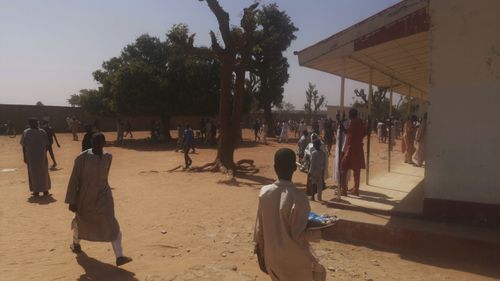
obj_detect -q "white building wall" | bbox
[426,0,500,204]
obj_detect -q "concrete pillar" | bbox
[366,68,373,185]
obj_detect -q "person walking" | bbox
[65,133,132,266]
[254,148,325,281]
[41,120,61,168]
[183,124,194,168]
[21,118,51,197]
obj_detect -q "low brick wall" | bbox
[0,104,218,133]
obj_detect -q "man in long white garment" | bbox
[21,118,51,197]
[65,133,132,266]
[254,148,326,281]
[279,121,289,143]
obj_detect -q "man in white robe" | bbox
[279,121,289,143]
[308,140,326,201]
[254,148,325,281]
[333,119,352,198]
[65,133,132,266]
[21,118,51,197]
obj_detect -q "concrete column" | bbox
[366,68,373,185]
[388,78,394,172]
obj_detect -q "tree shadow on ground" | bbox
[218,171,307,189]
[76,252,138,281]
[27,194,57,205]
[109,137,262,152]
[217,169,275,188]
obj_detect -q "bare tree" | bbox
[199,0,259,173]
[304,82,326,122]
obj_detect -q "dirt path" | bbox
[0,131,495,281]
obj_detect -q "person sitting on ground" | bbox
[254,148,325,281]
[297,130,309,161]
[307,139,326,201]
[65,133,132,266]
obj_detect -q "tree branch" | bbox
[205,0,232,51]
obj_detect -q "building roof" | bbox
[296,0,430,100]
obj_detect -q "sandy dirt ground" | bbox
[0,130,496,281]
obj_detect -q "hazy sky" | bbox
[0,0,400,108]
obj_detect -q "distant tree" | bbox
[304,82,326,121]
[251,4,298,137]
[396,96,420,119]
[352,86,407,121]
[35,101,44,106]
[277,101,295,114]
[67,94,81,107]
[72,26,219,140]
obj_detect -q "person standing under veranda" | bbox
[340,109,366,196]
[307,139,326,201]
[183,124,194,169]
[65,133,132,266]
[254,148,325,281]
[41,120,61,168]
[415,113,427,167]
[21,118,52,197]
[402,115,418,164]
[333,118,351,189]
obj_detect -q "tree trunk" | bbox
[216,126,236,171]
[215,55,236,170]
[263,104,275,138]
[160,112,172,141]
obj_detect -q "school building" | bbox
[296,0,500,223]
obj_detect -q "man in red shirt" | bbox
[340,109,366,196]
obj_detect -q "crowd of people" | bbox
[17,111,427,280]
